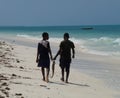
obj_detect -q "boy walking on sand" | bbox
[36,32,52,82]
[54,33,75,83]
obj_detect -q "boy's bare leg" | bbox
[65,65,70,83]
[66,70,69,83]
[61,68,64,82]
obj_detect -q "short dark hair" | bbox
[42,32,48,38]
[64,33,69,38]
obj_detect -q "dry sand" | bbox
[0,40,119,98]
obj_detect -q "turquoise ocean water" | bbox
[0,25,120,56]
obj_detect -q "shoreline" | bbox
[1,36,120,86]
[0,40,118,98]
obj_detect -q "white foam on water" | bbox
[16,34,120,57]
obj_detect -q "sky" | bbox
[0,0,120,26]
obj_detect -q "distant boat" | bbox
[81,27,93,30]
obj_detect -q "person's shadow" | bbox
[68,82,90,87]
[49,81,90,87]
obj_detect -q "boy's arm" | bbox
[54,49,61,60]
[54,42,62,60]
[72,47,75,58]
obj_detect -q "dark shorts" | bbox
[38,58,50,68]
[60,58,71,71]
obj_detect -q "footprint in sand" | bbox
[15,93,24,98]
[40,85,50,89]
[15,93,22,96]
[40,85,47,87]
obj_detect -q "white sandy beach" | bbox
[0,37,120,98]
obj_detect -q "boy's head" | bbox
[42,32,49,40]
[64,33,69,40]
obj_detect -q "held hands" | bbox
[51,57,56,62]
[50,56,56,61]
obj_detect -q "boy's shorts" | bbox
[59,58,71,71]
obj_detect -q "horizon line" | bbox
[0,24,120,27]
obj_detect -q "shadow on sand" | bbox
[68,82,90,87]
[49,81,90,87]
[49,81,66,85]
